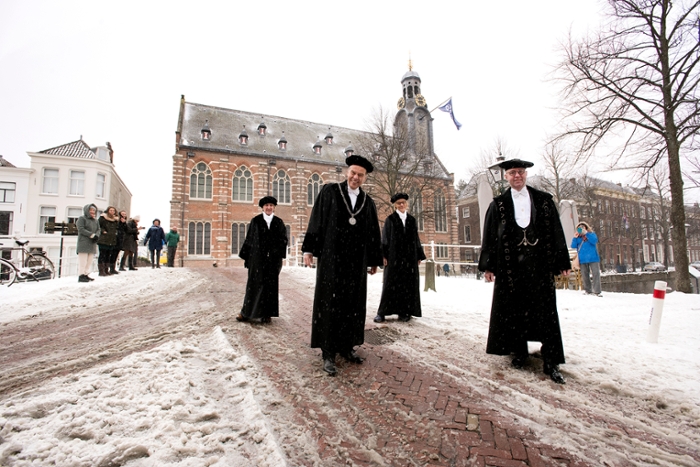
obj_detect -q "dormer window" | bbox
[239,126,248,145]
[201,120,212,141]
[344,143,354,158]
[313,137,322,155]
[257,121,267,136]
[325,128,333,145]
[278,132,287,150]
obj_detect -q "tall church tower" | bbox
[395,60,434,158]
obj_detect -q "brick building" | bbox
[170,68,458,268]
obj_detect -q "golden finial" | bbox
[408,52,412,71]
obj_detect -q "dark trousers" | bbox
[98,245,113,264]
[150,249,161,267]
[167,246,177,267]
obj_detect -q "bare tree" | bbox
[463,137,522,196]
[356,107,441,222]
[642,164,674,268]
[553,0,699,292]
[537,141,579,204]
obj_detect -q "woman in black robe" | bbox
[374,193,426,323]
[237,196,288,324]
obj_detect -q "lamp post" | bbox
[487,152,509,195]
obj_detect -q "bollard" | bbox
[646,280,667,343]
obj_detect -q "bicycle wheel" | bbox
[25,254,55,280]
[0,259,17,286]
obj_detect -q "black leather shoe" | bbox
[341,350,364,364]
[78,275,90,283]
[260,316,271,324]
[235,314,248,322]
[398,315,411,322]
[373,315,385,323]
[323,358,337,376]
[543,363,566,384]
[511,354,528,369]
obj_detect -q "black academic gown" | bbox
[377,211,426,318]
[478,186,571,364]
[239,214,288,320]
[302,181,383,353]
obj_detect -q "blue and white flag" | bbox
[438,98,462,130]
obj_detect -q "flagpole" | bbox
[429,97,452,114]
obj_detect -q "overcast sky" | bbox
[0,0,620,227]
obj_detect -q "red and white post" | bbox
[646,280,667,343]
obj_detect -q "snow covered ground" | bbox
[1,267,698,466]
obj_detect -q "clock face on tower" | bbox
[415,94,427,107]
[397,97,406,109]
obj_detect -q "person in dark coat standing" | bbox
[374,193,426,323]
[76,203,100,282]
[114,210,128,272]
[236,196,288,324]
[121,215,142,270]
[97,206,119,276]
[144,219,166,268]
[165,226,180,268]
[478,159,571,384]
[302,155,383,376]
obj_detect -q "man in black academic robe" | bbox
[237,196,288,324]
[302,155,383,376]
[478,159,571,384]
[374,193,426,323]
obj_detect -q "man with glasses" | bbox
[478,159,571,384]
[302,155,383,376]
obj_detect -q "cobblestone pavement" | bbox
[218,267,613,467]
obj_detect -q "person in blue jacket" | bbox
[571,221,602,297]
[144,218,166,269]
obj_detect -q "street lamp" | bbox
[487,152,509,195]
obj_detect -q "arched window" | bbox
[434,189,447,232]
[272,169,291,204]
[188,221,211,255]
[190,162,213,199]
[307,174,323,205]
[409,188,424,231]
[232,166,253,202]
[231,222,249,255]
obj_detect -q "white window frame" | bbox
[39,206,57,234]
[69,170,85,196]
[0,181,16,203]
[42,168,59,194]
[96,173,106,199]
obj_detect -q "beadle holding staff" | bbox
[302,155,383,376]
[478,158,571,384]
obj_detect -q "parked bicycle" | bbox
[0,238,56,287]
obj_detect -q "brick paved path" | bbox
[216,267,698,467]
[218,268,580,466]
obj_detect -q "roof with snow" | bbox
[178,101,452,179]
[39,139,97,159]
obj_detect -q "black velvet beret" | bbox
[391,193,409,204]
[497,158,534,170]
[258,196,278,207]
[345,154,374,174]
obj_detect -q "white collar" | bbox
[511,187,529,198]
[347,186,359,196]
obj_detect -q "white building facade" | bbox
[2,139,132,277]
